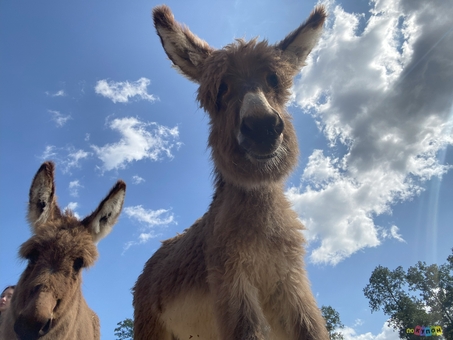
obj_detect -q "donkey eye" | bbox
[73,258,84,272]
[27,251,39,265]
[266,73,279,89]
[216,82,229,109]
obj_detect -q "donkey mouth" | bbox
[238,131,284,161]
[247,149,279,160]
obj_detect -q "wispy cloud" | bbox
[40,145,58,160]
[381,225,406,243]
[123,205,176,252]
[46,90,66,97]
[95,77,158,103]
[62,149,91,173]
[39,145,91,174]
[48,110,72,127]
[69,180,83,197]
[91,117,181,172]
[287,0,453,265]
[132,175,145,185]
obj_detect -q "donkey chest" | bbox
[211,214,298,294]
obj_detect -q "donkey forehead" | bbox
[206,41,284,80]
[21,226,97,260]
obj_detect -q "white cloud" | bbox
[95,77,158,103]
[91,117,181,172]
[132,175,145,185]
[342,322,399,340]
[287,0,453,264]
[69,180,83,197]
[123,205,176,252]
[48,110,72,127]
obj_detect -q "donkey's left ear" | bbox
[82,180,126,243]
[153,5,214,83]
[276,6,327,69]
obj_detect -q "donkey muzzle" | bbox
[238,91,284,158]
[14,290,56,339]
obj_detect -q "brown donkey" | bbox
[0,161,126,340]
[133,5,329,340]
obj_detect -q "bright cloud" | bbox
[48,110,72,127]
[342,322,399,340]
[287,0,453,264]
[91,117,181,172]
[123,205,176,252]
[95,77,158,103]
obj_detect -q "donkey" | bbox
[133,5,329,340]
[0,161,126,340]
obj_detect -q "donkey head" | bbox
[153,6,326,188]
[12,161,125,339]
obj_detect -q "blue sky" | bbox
[1,0,452,339]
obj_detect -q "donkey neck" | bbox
[211,177,293,234]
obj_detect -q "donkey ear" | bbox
[28,161,59,231]
[82,180,126,244]
[276,6,327,69]
[153,5,214,83]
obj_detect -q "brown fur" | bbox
[0,161,126,340]
[134,6,329,340]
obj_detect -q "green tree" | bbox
[321,305,344,340]
[114,318,134,340]
[363,249,453,339]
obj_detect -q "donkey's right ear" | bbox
[82,180,126,244]
[153,5,214,83]
[28,161,58,230]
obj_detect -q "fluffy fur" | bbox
[0,161,126,340]
[134,5,329,340]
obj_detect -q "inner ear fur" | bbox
[28,161,60,231]
[276,6,327,69]
[82,180,126,244]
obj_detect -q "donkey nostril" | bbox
[240,120,253,137]
[274,116,284,136]
[55,299,61,311]
[39,318,52,336]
